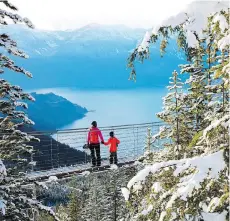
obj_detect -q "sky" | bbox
[10,0,196,30]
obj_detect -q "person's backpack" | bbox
[90,130,99,143]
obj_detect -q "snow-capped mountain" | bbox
[3,24,185,90]
[1,24,146,57]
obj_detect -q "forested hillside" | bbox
[25,92,87,131]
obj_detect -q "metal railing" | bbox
[27,122,165,176]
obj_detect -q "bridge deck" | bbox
[27,161,136,182]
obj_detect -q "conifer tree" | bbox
[156,70,188,158]
[0,1,58,220]
[124,3,230,221]
[199,10,229,154]
[68,191,80,221]
[180,37,209,131]
[144,128,152,153]
[0,0,36,175]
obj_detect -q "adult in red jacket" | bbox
[87,121,104,167]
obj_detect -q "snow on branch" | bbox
[0,200,6,216]
[213,13,229,32]
[129,1,229,79]
[0,160,6,215]
[0,160,7,178]
[0,6,34,28]
[1,0,18,11]
[127,150,226,204]
[137,31,151,53]
[166,151,225,207]
[222,63,230,75]
[218,34,230,51]
[152,126,166,143]
[20,196,60,221]
[121,187,130,201]
[203,115,229,145]
[138,1,229,53]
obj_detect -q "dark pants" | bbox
[110,152,118,165]
[90,143,101,166]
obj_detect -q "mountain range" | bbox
[3,24,186,90]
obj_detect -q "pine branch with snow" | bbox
[127,1,229,81]
[123,151,228,221]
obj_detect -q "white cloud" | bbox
[9,0,206,30]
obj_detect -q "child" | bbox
[104,131,120,165]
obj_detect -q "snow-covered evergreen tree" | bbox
[123,2,229,221]
[144,128,152,153]
[0,1,35,175]
[181,41,208,131]
[156,70,189,158]
[197,9,229,155]
[0,1,58,220]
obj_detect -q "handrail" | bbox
[21,121,164,135]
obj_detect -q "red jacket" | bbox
[87,127,104,144]
[104,137,120,152]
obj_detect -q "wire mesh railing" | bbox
[27,122,165,176]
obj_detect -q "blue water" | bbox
[32,88,167,160]
[34,88,166,129]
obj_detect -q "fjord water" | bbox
[35,88,166,129]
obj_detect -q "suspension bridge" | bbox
[25,122,165,181]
